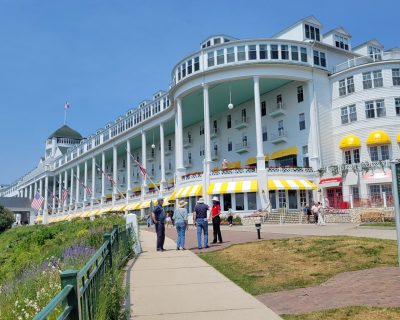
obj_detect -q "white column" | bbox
[84,161,88,204]
[175,98,184,172]
[58,173,62,210]
[24,188,28,198]
[52,177,56,212]
[39,178,43,196]
[141,132,147,186]
[64,170,68,209]
[34,181,37,198]
[126,140,131,196]
[91,157,96,206]
[160,123,166,190]
[113,146,117,205]
[101,151,105,204]
[43,176,49,224]
[69,168,74,208]
[75,165,80,209]
[29,184,33,200]
[253,76,265,170]
[308,80,321,169]
[203,85,212,202]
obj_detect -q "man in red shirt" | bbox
[211,196,223,244]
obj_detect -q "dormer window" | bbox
[334,34,349,50]
[369,46,382,61]
[214,38,221,45]
[305,24,320,41]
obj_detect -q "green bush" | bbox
[0,205,15,233]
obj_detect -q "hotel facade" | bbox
[1,16,400,224]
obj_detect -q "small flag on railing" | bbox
[135,160,147,179]
[60,188,69,204]
[107,174,117,187]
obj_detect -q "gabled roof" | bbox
[323,27,351,38]
[353,38,384,50]
[48,125,83,140]
[272,15,323,38]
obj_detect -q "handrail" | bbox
[34,223,134,320]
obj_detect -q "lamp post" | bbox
[255,223,262,239]
[390,159,400,267]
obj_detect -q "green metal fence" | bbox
[33,223,133,320]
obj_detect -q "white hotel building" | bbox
[1,16,400,224]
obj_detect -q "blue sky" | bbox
[0,0,399,184]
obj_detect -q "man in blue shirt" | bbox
[152,196,166,251]
[193,197,209,249]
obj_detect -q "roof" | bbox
[353,38,384,50]
[48,125,83,140]
[272,15,323,38]
[323,27,351,38]
[0,197,31,211]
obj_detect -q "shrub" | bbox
[0,205,15,233]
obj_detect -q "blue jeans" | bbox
[196,218,208,248]
[176,222,186,248]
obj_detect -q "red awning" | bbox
[319,177,342,188]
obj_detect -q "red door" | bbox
[326,188,343,208]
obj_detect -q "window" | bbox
[227,115,231,129]
[305,24,320,41]
[227,47,235,63]
[300,47,307,62]
[237,46,246,61]
[369,46,382,60]
[261,101,266,116]
[339,79,346,96]
[344,149,360,164]
[341,105,357,124]
[223,194,232,211]
[347,76,355,93]
[363,72,372,89]
[259,45,267,59]
[392,69,400,85]
[297,86,304,102]
[277,94,282,108]
[207,51,214,67]
[262,127,268,141]
[302,145,309,167]
[187,59,192,74]
[299,113,305,130]
[216,49,224,65]
[365,101,375,118]
[248,193,257,210]
[281,45,289,60]
[313,50,326,67]
[349,105,357,122]
[334,34,349,50]
[291,46,298,60]
[313,50,319,65]
[369,146,379,161]
[200,125,204,135]
[278,190,286,208]
[341,107,349,124]
[373,70,383,87]
[381,145,390,160]
[278,120,284,135]
[269,191,277,209]
[396,98,400,116]
[299,190,307,207]
[236,193,244,211]
[181,63,186,78]
[228,140,232,152]
[352,186,360,201]
[194,56,200,71]
[271,45,279,59]
[214,37,221,45]
[376,100,386,117]
[249,45,257,60]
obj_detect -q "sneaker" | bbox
[179,246,184,250]
[198,247,202,249]
[177,247,180,250]
[205,245,210,248]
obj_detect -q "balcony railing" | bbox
[270,130,288,144]
[211,149,219,160]
[210,168,257,176]
[234,117,248,129]
[269,102,286,117]
[183,138,192,148]
[333,51,400,73]
[234,141,250,153]
[266,167,314,174]
[182,172,203,181]
[184,159,192,168]
[210,127,218,138]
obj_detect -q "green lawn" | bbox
[360,222,396,228]
[282,306,400,320]
[199,236,398,295]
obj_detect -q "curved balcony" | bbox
[172,39,318,86]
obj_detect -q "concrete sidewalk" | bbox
[129,230,282,319]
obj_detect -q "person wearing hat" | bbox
[211,196,223,244]
[193,197,210,249]
[172,200,189,250]
[152,196,166,251]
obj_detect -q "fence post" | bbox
[60,270,81,320]
[383,192,387,208]
[104,233,112,268]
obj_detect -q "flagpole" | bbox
[64,108,67,125]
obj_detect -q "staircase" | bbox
[263,207,307,224]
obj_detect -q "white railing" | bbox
[333,51,400,73]
[234,141,250,151]
[266,167,314,173]
[269,130,287,141]
[210,168,257,176]
[182,172,203,181]
[235,117,248,127]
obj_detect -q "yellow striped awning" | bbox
[105,194,112,199]
[167,178,175,184]
[245,155,269,165]
[125,202,141,210]
[110,205,126,212]
[268,179,317,190]
[132,186,141,192]
[175,184,203,198]
[207,180,258,194]
[398,133,400,143]
[270,147,298,160]
[97,207,112,215]
[162,194,175,206]
[168,191,177,201]
[139,200,157,209]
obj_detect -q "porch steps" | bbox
[263,212,309,224]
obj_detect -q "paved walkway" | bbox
[129,230,282,319]
[258,267,400,315]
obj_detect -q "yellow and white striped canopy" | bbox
[174,184,202,198]
[267,179,317,190]
[125,202,141,211]
[110,205,126,212]
[207,180,258,194]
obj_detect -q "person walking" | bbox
[152,196,166,251]
[193,197,209,249]
[304,204,312,223]
[317,202,326,225]
[227,208,234,227]
[173,200,189,250]
[211,196,223,243]
[311,202,319,224]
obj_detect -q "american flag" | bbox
[107,174,117,187]
[81,181,92,195]
[31,192,44,211]
[135,160,147,178]
[50,191,59,203]
[60,188,69,204]
[64,101,70,110]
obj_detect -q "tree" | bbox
[0,205,15,232]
